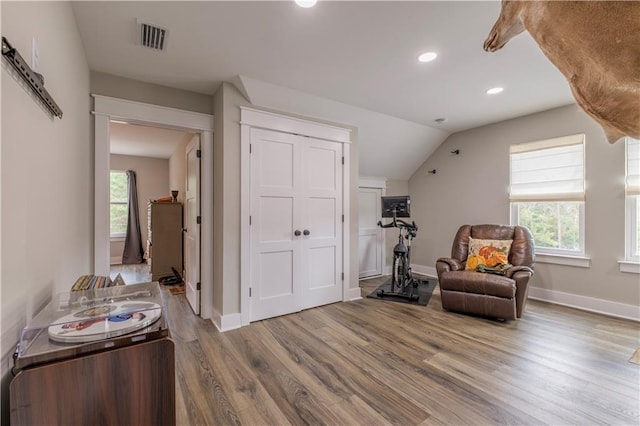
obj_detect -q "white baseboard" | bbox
[528,286,640,322]
[110,257,122,265]
[210,309,243,332]
[344,287,362,301]
[411,264,437,278]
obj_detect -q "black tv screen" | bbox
[381,195,411,218]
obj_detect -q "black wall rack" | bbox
[2,36,63,118]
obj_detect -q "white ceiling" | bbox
[72,1,575,174]
[110,122,192,159]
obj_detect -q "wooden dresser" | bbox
[147,202,183,281]
[10,283,175,426]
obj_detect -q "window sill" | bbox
[536,253,590,268]
[110,236,126,243]
[618,261,640,274]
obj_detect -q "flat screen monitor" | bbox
[381,195,411,218]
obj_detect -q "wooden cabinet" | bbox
[10,283,175,426]
[148,202,183,281]
[10,338,176,426]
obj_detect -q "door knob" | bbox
[303,229,310,236]
[294,230,302,236]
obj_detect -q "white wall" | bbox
[109,155,170,262]
[409,104,638,315]
[1,1,91,420]
[168,135,192,206]
[91,71,213,115]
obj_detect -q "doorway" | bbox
[108,122,192,284]
[93,95,214,318]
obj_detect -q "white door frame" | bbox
[92,95,214,319]
[240,107,352,327]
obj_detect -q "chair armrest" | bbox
[436,257,464,272]
[505,265,534,278]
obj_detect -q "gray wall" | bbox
[1,2,91,422]
[409,104,637,306]
[91,71,213,115]
[213,82,251,315]
[109,155,170,262]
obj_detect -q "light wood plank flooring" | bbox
[165,275,640,425]
[110,262,151,285]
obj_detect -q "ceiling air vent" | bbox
[137,20,169,52]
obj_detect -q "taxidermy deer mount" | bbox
[484,1,640,144]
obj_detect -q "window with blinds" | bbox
[510,134,585,256]
[110,170,128,238]
[626,137,640,261]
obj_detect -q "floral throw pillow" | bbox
[465,237,513,270]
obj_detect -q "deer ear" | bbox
[603,127,626,144]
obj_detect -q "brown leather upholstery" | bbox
[436,224,535,320]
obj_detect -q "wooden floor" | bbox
[110,262,151,285]
[165,275,640,425]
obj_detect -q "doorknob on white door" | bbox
[303,229,310,236]
[294,230,302,236]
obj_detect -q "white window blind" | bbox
[627,138,640,196]
[510,134,585,202]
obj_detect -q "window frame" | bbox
[510,201,585,257]
[110,170,128,239]
[509,134,586,259]
[626,195,639,262]
[625,137,640,264]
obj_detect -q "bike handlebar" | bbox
[377,218,418,233]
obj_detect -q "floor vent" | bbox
[137,21,168,51]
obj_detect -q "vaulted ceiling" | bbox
[72,1,575,179]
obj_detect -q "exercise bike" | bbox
[377,209,420,301]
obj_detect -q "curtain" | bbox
[122,170,144,264]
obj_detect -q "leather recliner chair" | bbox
[436,224,535,320]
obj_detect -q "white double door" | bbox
[250,128,343,322]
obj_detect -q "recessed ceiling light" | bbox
[295,0,317,8]
[418,52,437,63]
[486,87,504,95]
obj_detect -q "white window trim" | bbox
[621,138,640,272]
[536,253,591,268]
[625,195,639,262]
[618,260,640,274]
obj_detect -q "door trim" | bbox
[92,95,214,319]
[240,107,352,327]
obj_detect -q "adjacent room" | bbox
[2,1,638,425]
